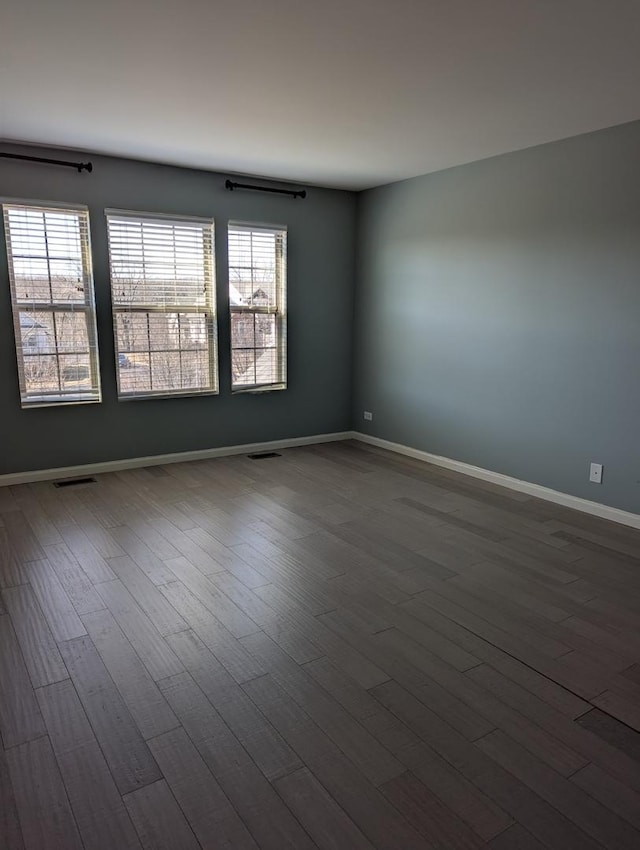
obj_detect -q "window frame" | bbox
[228,221,287,393]
[105,209,218,401]
[2,199,102,408]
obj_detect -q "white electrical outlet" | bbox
[589,462,603,484]
[363,411,373,421]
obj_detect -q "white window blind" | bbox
[228,223,287,392]
[2,203,101,407]
[106,211,218,399]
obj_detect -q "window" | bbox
[106,211,217,399]
[2,202,101,407]
[228,223,287,391]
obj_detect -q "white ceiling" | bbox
[2,0,640,190]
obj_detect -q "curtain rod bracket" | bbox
[225,179,306,199]
[0,152,93,173]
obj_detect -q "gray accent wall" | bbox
[0,146,356,474]
[353,121,640,514]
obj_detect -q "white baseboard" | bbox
[5,427,639,531]
[352,431,640,531]
[0,431,352,487]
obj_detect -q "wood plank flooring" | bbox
[2,440,640,848]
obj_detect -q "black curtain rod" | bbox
[0,152,93,173]
[225,179,306,199]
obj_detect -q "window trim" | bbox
[2,200,102,408]
[105,209,218,401]
[228,221,287,394]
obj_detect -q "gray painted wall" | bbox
[353,121,640,514]
[0,145,356,474]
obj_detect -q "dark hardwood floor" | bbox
[2,440,640,849]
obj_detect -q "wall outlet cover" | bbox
[363,411,373,421]
[589,462,603,484]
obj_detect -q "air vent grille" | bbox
[53,476,97,488]
[247,452,281,460]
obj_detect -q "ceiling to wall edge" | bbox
[0,138,350,195]
[5,116,639,194]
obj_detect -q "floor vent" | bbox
[53,476,97,488]
[247,452,282,460]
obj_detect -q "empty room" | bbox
[2,1,640,848]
